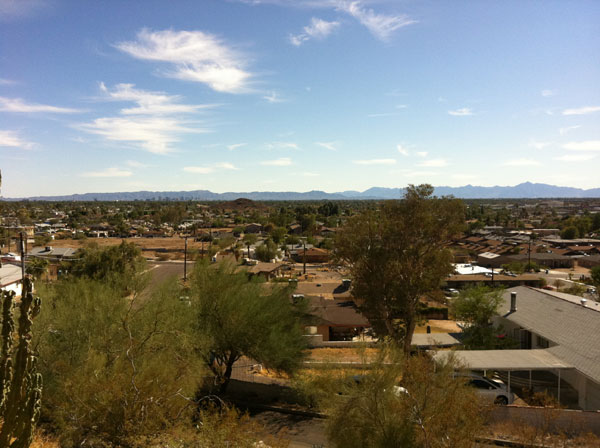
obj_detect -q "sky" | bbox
[1,0,599,197]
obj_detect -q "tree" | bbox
[25,257,49,280]
[452,286,516,350]
[67,240,147,293]
[255,239,279,262]
[34,278,200,446]
[189,262,307,393]
[242,233,258,258]
[560,226,578,240]
[335,184,464,353]
[308,349,483,448]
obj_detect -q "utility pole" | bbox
[302,238,307,275]
[183,234,188,281]
[19,232,25,280]
[528,234,532,272]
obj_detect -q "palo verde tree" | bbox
[189,261,307,394]
[335,184,464,354]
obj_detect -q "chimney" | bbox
[581,298,588,307]
[510,291,517,313]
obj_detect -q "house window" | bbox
[536,335,549,349]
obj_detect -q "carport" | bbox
[434,350,574,402]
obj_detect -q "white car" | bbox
[458,373,515,405]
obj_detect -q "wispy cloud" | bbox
[0,96,81,113]
[261,157,292,166]
[116,29,253,93]
[267,141,299,150]
[337,1,417,41]
[263,91,284,103]
[562,106,600,116]
[227,143,247,151]
[541,89,556,97]
[290,17,340,46]
[78,83,207,154]
[0,0,48,20]
[125,160,149,168]
[563,140,600,152]
[81,167,132,178]
[559,125,580,136]
[528,140,552,150]
[183,162,238,174]
[98,82,212,115]
[0,78,16,85]
[553,154,597,162]
[415,151,428,158]
[367,112,396,118]
[503,158,541,167]
[215,162,239,170]
[353,158,396,165]
[396,144,408,156]
[448,107,473,116]
[0,130,33,149]
[417,158,447,167]
[316,141,337,151]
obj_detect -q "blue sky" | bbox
[1,0,599,197]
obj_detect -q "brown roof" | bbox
[307,296,370,327]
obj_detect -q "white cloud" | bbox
[316,141,337,151]
[541,89,556,97]
[553,154,597,162]
[528,140,552,150]
[261,157,292,166]
[395,104,408,109]
[267,141,299,150]
[125,160,149,168]
[79,83,207,154]
[562,106,600,116]
[227,143,247,151]
[559,125,580,136]
[302,172,319,177]
[184,162,238,174]
[116,29,253,93]
[0,130,33,149]
[415,151,428,158]
[0,78,15,85]
[98,82,210,115]
[396,144,408,156]
[81,167,132,178]
[214,162,239,170]
[290,17,340,46]
[417,158,447,167]
[367,112,396,118]
[448,107,473,116]
[353,158,396,165]
[503,158,541,167]
[563,140,600,152]
[183,166,214,174]
[0,96,80,113]
[337,1,416,41]
[263,91,284,103]
[79,116,201,154]
[0,0,47,20]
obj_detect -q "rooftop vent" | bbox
[581,298,588,307]
[510,291,517,313]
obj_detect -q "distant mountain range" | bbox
[3,182,600,201]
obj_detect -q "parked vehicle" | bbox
[457,373,514,405]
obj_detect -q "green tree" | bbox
[335,184,464,353]
[68,241,147,293]
[560,226,578,239]
[311,349,482,448]
[34,278,200,446]
[452,286,516,350]
[242,233,258,258]
[591,266,600,291]
[25,257,49,280]
[189,262,307,393]
[255,239,279,262]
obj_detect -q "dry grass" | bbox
[414,319,461,334]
